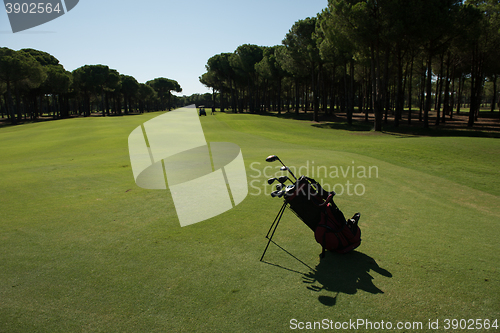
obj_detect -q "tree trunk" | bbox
[468,45,478,127]
[6,82,16,124]
[372,44,383,132]
[424,48,433,129]
[312,64,319,122]
[408,55,414,125]
[490,74,497,113]
[435,52,445,126]
[212,88,216,114]
[231,79,236,112]
[343,63,349,123]
[382,49,390,124]
[395,45,403,127]
[277,77,282,115]
[366,65,371,122]
[468,43,484,128]
[295,79,300,114]
[450,66,456,120]
[457,74,463,115]
[15,87,22,122]
[303,83,308,113]
[348,59,354,125]
[442,53,451,124]
[419,60,425,122]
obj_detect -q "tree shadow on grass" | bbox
[245,110,500,138]
[312,122,373,132]
[303,250,392,306]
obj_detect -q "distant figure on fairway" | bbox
[199,106,206,116]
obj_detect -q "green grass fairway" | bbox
[1,110,499,332]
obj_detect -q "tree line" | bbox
[0,47,182,125]
[200,0,500,130]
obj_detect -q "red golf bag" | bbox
[285,176,361,256]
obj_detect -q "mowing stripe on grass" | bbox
[1,111,498,332]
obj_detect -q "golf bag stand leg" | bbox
[260,201,287,261]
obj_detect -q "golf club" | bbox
[270,190,281,198]
[266,155,297,181]
[267,177,278,185]
[278,175,291,184]
[283,185,295,197]
[265,155,279,163]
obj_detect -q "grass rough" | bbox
[0,111,499,332]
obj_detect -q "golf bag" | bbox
[261,155,362,261]
[286,176,361,256]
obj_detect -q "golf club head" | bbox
[267,177,277,185]
[284,184,295,196]
[276,184,284,191]
[280,165,298,181]
[270,190,280,197]
[278,175,289,184]
[277,190,285,198]
[266,155,279,162]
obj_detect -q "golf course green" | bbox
[1,110,499,332]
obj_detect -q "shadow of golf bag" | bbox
[286,176,361,257]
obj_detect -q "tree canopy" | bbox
[200,0,500,130]
[0,48,182,123]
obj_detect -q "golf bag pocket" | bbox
[314,203,361,255]
[286,180,319,230]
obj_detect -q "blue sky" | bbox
[1,0,327,96]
